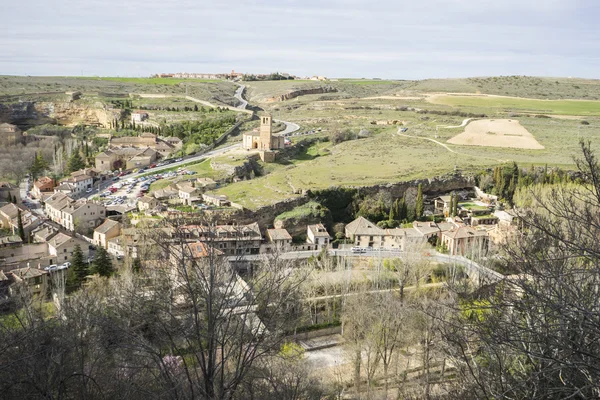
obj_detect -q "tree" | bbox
[442,140,600,399]
[449,193,455,217]
[67,149,85,173]
[415,183,424,220]
[16,209,25,241]
[92,246,114,277]
[66,244,88,291]
[29,151,49,180]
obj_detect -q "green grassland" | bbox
[430,95,600,116]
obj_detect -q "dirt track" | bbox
[447,119,544,149]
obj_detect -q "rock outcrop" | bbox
[267,86,337,102]
[0,101,120,128]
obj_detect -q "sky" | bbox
[1,0,599,79]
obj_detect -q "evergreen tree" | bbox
[67,150,85,173]
[453,193,459,216]
[415,183,424,220]
[16,209,25,241]
[449,193,455,217]
[92,246,114,278]
[398,196,408,222]
[29,152,49,180]
[194,104,199,112]
[66,244,88,292]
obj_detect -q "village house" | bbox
[93,219,122,249]
[61,200,107,232]
[137,196,160,212]
[0,235,22,249]
[0,203,42,238]
[345,216,432,251]
[56,173,93,197]
[202,193,230,207]
[178,182,200,206]
[306,224,331,250]
[44,192,69,224]
[31,176,56,200]
[32,225,58,243]
[9,267,48,298]
[0,182,20,204]
[95,147,159,172]
[266,228,293,252]
[0,122,23,145]
[48,232,82,263]
[131,111,149,123]
[0,242,50,272]
[107,228,146,259]
[440,226,490,256]
[179,223,262,256]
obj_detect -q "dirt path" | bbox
[395,128,507,163]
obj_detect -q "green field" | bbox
[430,95,600,116]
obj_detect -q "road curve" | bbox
[233,83,300,136]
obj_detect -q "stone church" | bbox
[242,114,285,162]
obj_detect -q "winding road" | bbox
[233,83,300,135]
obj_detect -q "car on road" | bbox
[149,163,157,168]
[44,264,59,272]
[86,188,93,193]
[175,158,183,162]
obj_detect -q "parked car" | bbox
[351,246,367,254]
[175,158,183,162]
[86,188,93,193]
[44,264,59,272]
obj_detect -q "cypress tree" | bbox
[449,193,455,217]
[415,183,424,220]
[453,193,459,217]
[17,209,25,241]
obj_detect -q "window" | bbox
[64,249,67,253]
[64,256,68,260]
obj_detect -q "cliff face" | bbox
[267,86,337,102]
[230,173,477,229]
[0,101,119,128]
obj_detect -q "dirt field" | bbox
[447,119,545,149]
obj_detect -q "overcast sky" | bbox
[1,0,598,79]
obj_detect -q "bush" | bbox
[581,120,590,125]
[329,129,357,145]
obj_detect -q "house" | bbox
[9,267,48,298]
[494,210,518,228]
[48,232,84,263]
[0,123,23,145]
[0,203,20,229]
[153,186,178,200]
[345,216,386,247]
[178,182,199,205]
[179,223,262,256]
[440,226,489,256]
[434,196,452,214]
[470,214,499,227]
[307,224,331,250]
[137,196,160,212]
[60,200,106,232]
[266,229,292,252]
[0,242,51,272]
[31,176,56,200]
[56,173,93,197]
[94,147,158,172]
[0,235,22,249]
[107,228,143,259]
[131,111,149,123]
[345,216,427,251]
[0,182,20,204]
[32,225,58,243]
[202,193,230,207]
[44,193,73,225]
[93,219,122,249]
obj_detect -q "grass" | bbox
[460,202,490,211]
[430,95,600,116]
[149,159,228,193]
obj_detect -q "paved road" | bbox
[233,83,300,136]
[86,143,242,199]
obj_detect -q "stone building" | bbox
[0,123,23,145]
[242,114,285,162]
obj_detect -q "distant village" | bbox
[152,70,329,81]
